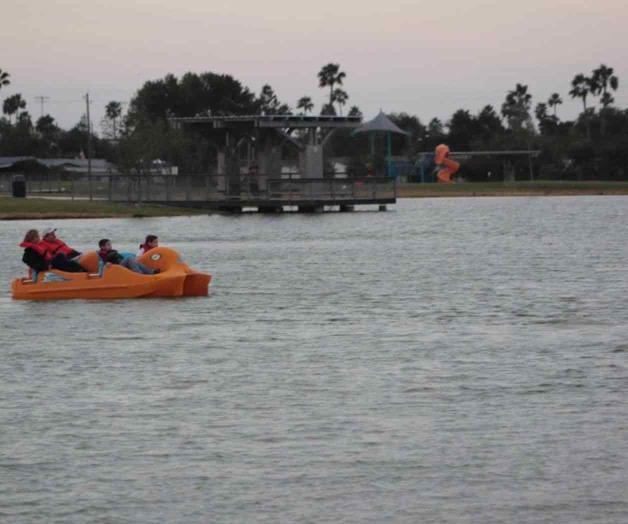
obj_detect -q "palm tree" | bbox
[0,69,9,92]
[3,93,26,124]
[591,64,619,107]
[569,74,592,113]
[296,96,314,115]
[318,63,346,108]
[105,101,123,139]
[569,74,593,139]
[332,88,349,115]
[501,83,532,131]
[547,93,562,117]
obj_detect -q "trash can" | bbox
[12,175,26,198]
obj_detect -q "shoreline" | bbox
[397,181,628,198]
[2,182,627,219]
[0,197,206,221]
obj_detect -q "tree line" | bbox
[0,63,626,180]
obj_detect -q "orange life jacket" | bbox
[40,238,75,258]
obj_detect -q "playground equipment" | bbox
[352,111,409,177]
[434,144,460,183]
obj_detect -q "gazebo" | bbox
[352,111,409,177]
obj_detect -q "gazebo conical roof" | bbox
[352,111,409,135]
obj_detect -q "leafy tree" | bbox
[348,105,362,118]
[427,117,444,136]
[475,105,504,143]
[332,88,348,115]
[3,93,26,124]
[257,84,289,114]
[0,69,9,92]
[447,109,478,149]
[320,103,336,116]
[129,72,257,122]
[33,115,61,156]
[318,63,346,108]
[56,117,106,158]
[535,102,558,135]
[36,114,57,135]
[389,112,425,155]
[116,116,191,175]
[17,111,32,127]
[547,93,562,117]
[297,96,314,114]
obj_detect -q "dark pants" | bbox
[51,253,85,273]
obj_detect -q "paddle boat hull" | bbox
[11,247,212,300]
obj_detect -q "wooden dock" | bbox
[8,173,397,213]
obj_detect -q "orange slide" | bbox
[434,144,459,183]
[11,247,212,300]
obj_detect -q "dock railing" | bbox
[0,173,396,205]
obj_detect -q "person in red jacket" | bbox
[39,228,85,272]
[20,229,49,272]
[137,234,158,256]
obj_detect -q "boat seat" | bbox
[78,251,101,273]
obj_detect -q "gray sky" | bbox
[2,0,627,132]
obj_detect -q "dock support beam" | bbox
[378,205,387,212]
[258,205,283,214]
[339,204,354,212]
[298,204,324,213]
[218,205,242,214]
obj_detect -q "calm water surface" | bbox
[1,197,627,523]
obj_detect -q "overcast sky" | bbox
[2,0,627,132]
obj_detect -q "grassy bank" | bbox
[398,181,628,198]
[0,197,206,220]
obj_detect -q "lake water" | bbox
[1,197,627,523]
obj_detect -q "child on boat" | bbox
[98,239,159,275]
[137,235,158,256]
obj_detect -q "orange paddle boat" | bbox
[11,247,211,300]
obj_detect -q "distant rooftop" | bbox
[0,157,113,172]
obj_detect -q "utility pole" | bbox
[85,93,93,200]
[34,95,49,119]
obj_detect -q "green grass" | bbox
[0,197,207,219]
[398,181,628,198]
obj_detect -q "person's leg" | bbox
[121,257,156,274]
[51,253,86,272]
